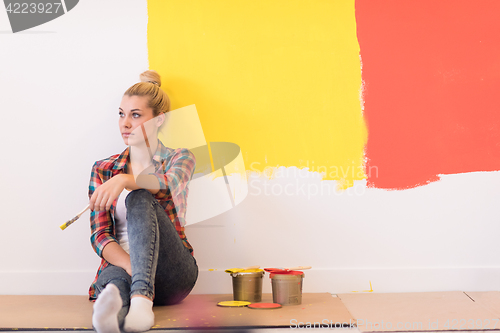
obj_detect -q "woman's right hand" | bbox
[89,175,126,212]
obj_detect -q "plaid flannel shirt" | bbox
[88,139,195,301]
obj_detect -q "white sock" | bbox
[123,296,155,332]
[92,283,122,333]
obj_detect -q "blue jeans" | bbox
[94,189,198,328]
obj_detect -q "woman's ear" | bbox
[156,113,165,127]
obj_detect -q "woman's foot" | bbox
[123,295,154,332]
[92,283,122,333]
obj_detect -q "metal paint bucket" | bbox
[231,269,265,302]
[270,271,304,305]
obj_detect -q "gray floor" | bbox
[13,327,495,332]
[15,329,499,333]
[4,315,354,332]
[15,328,360,333]
[15,330,494,333]
[15,328,498,333]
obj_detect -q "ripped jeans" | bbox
[93,189,198,328]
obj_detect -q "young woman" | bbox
[88,70,198,333]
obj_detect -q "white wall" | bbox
[1,1,499,296]
[0,0,149,294]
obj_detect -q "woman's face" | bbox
[119,95,161,146]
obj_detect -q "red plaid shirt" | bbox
[88,139,195,301]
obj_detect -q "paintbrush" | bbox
[60,204,90,230]
[225,265,261,273]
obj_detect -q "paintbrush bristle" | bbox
[60,215,80,230]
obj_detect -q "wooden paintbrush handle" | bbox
[242,265,260,270]
[285,266,312,271]
[77,204,90,217]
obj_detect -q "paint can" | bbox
[230,269,265,302]
[270,271,304,305]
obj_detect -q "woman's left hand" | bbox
[89,174,126,212]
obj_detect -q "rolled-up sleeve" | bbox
[150,148,196,202]
[88,162,117,258]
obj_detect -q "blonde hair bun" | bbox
[140,70,161,87]
[125,69,170,115]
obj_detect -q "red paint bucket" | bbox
[269,271,304,305]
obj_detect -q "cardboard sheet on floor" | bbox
[153,293,354,329]
[465,291,500,318]
[0,295,94,330]
[338,291,500,332]
[0,293,354,330]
